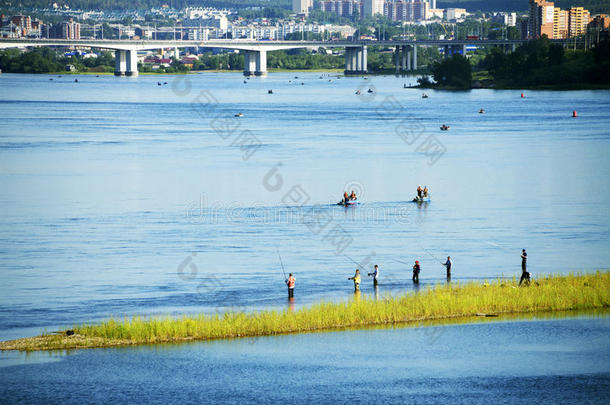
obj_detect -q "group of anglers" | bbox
[346,256,452,292]
[285,249,530,296]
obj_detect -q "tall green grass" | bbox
[2,272,609,351]
[78,272,610,341]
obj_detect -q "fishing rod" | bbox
[422,248,445,266]
[277,250,287,282]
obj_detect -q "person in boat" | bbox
[417,186,423,198]
[368,265,379,287]
[444,256,452,279]
[412,261,420,283]
[348,269,361,291]
[519,249,530,286]
[286,273,295,298]
[342,191,349,205]
[423,186,429,198]
[349,190,357,201]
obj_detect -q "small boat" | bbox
[268,89,273,94]
[479,109,485,114]
[157,82,162,86]
[422,93,428,98]
[367,88,374,93]
[411,196,431,203]
[355,90,361,95]
[440,125,450,131]
[338,200,359,206]
[235,113,243,117]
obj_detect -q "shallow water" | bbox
[0,72,609,341]
[1,313,609,403]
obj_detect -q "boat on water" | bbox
[440,125,450,131]
[422,93,429,98]
[411,196,431,203]
[337,200,359,206]
[235,113,244,117]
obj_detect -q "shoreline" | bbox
[1,272,608,352]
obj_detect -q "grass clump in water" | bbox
[1,272,609,351]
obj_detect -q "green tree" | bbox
[431,54,472,89]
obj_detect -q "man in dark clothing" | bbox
[444,256,452,280]
[519,249,530,286]
[412,260,420,283]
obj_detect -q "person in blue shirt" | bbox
[368,264,379,287]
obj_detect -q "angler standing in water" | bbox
[348,269,361,291]
[368,265,379,286]
[286,273,296,298]
[519,249,530,286]
[444,256,452,280]
[412,261,421,283]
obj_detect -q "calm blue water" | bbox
[0,73,609,341]
[1,72,610,402]
[1,314,609,403]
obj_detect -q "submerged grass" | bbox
[2,272,609,351]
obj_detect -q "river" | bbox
[0,72,609,401]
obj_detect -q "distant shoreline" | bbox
[1,272,607,352]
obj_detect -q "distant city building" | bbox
[318,0,438,21]
[363,0,384,17]
[445,8,468,22]
[385,1,429,23]
[293,0,313,15]
[529,0,592,39]
[318,1,363,18]
[529,0,556,38]
[61,19,80,39]
[553,7,569,39]
[568,6,590,37]
[493,12,517,27]
[588,14,610,30]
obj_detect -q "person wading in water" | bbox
[412,261,421,283]
[444,256,452,280]
[368,265,379,287]
[286,273,296,297]
[348,269,361,291]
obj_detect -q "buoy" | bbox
[521,93,525,98]
[572,110,578,117]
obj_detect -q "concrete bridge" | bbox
[0,38,565,77]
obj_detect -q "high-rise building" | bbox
[61,19,80,39]
[529,0,555,38]
[553,8,569,39]
[568,6,590,37]
[293,0,313,15]
[363,0,384,17]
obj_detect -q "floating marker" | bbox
[572,110,578,117]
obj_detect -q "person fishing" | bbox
[519,249,530,286]
[444,256,452,279]
[412,260,420,283]
[286,273,296,298]
[368,264,379,287]
[348,269,361,291]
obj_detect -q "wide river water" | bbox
[0,72,609,402]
